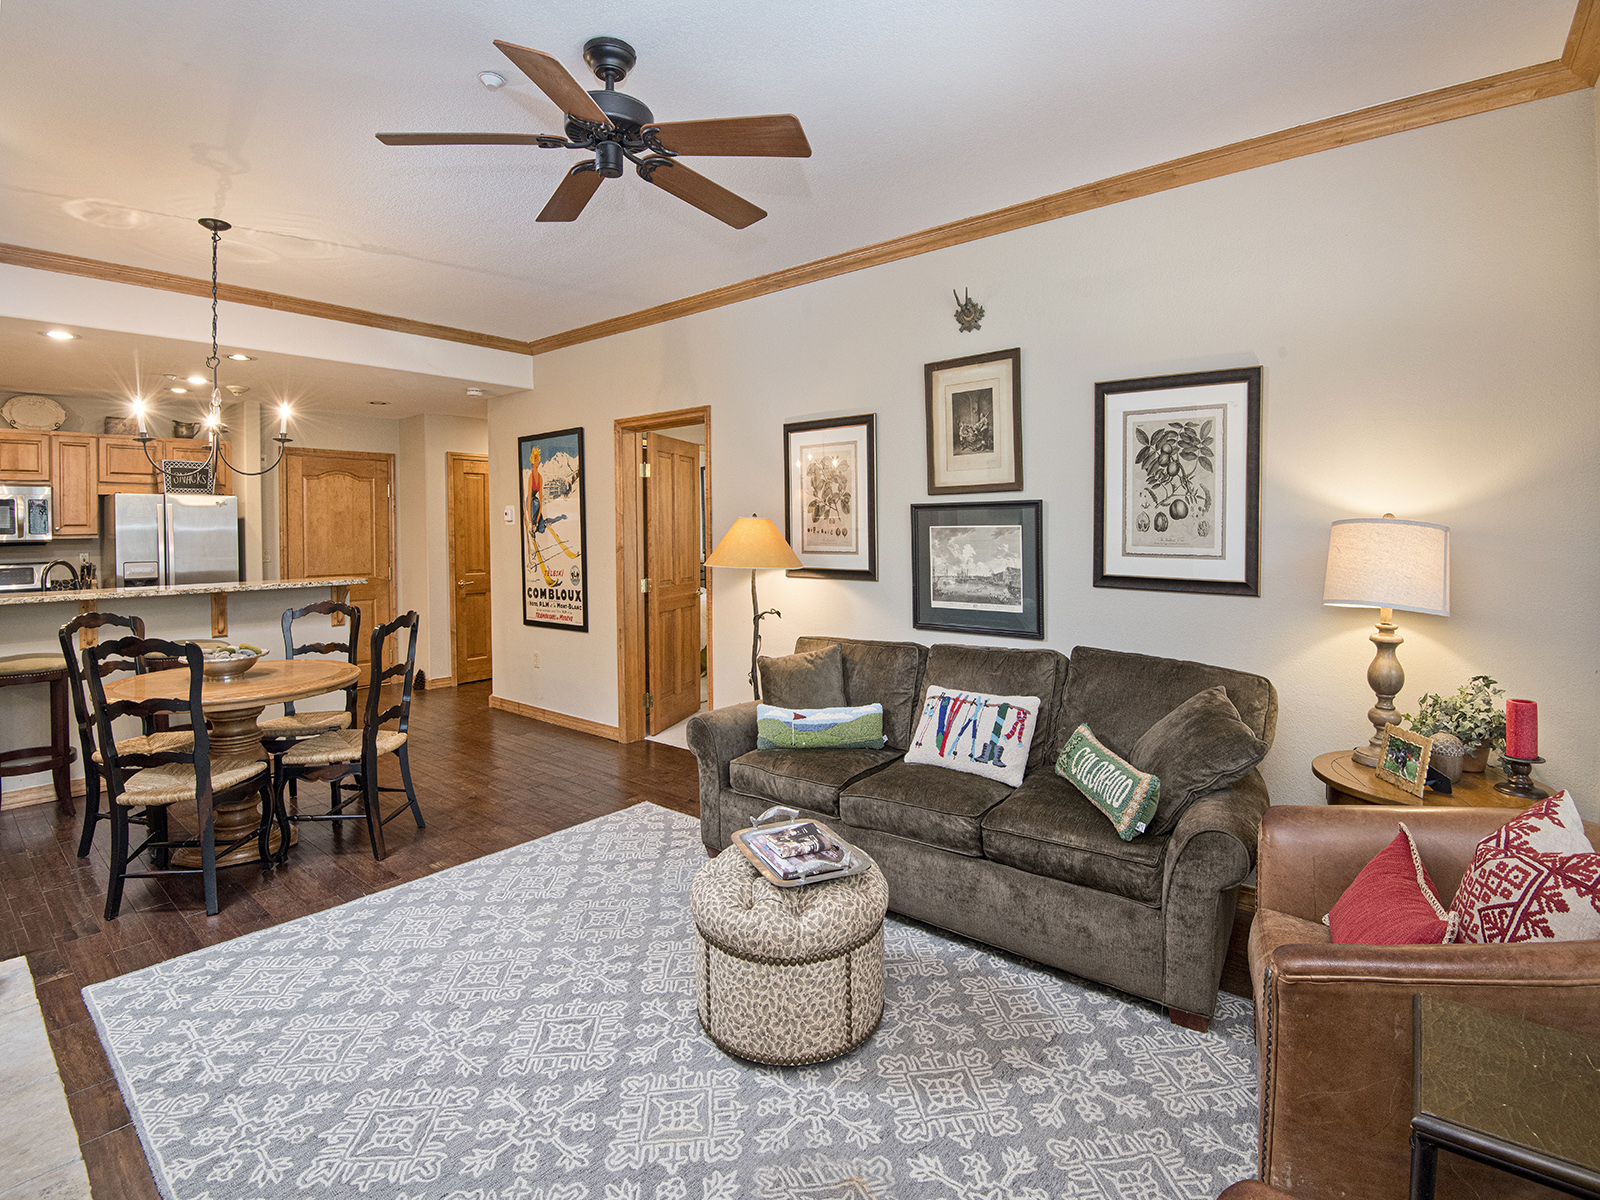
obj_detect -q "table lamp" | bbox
[706,515,801,700]
[1323,514,1450,767]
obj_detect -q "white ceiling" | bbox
[0,317,508,420]
[0,1,1577,344]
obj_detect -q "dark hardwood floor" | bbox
[2,680,1255,1197]
[0,681,699,1199]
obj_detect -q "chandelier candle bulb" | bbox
[278,405,289,436]
[1505,699,1538,759]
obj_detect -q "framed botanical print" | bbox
[519,427,589,630]
[924,348,1022,494]
[784,414,877,580]
[1094,366,1261,596]
[911,499,1043,639]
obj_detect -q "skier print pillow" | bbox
[904,685,1041,788]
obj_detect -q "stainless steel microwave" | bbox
[0,484,52,543]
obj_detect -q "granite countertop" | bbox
[0,578,367,607]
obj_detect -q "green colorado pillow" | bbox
[1056,723,1161,840]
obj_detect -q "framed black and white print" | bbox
[1094,366,1261,596]
[519,427,589,630]
[924,348,1022,494]
[912,500,1043,639]
[784,414,878,580]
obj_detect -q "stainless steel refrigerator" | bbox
[104,493,241,587]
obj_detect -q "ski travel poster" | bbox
[519,427,588,631]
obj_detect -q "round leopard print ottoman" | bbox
[691,845,887,1065]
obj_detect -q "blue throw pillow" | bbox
[756,703,887,750]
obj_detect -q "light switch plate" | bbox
[503,505,515,524]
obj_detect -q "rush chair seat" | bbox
[0,652,78,814]
[86,637,275,919]
[59,611,198,858]
[271,610,422,861]
[257,599,361,739]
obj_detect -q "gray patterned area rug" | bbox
[85,803,1259,1200]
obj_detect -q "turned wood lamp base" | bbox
[1352,608,1405,769]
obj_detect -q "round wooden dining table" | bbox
[103,658,361,867]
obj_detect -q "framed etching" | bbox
[911,499,1043,639]
[519,427,589,631]
[784,414,877,580]
[924,348,1022,494]
[1376,726,1432,800]
[1094,366,1261,596]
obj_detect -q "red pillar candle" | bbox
[1505,699,1538,759]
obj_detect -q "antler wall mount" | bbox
[378,36,811,229]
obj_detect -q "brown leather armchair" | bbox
[1249,804,1600,1200]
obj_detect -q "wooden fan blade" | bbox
[376,133,558,146]
[494,40,610,126]
[641,159,766,229]
[645,114,811,157]
[537,167,603,222]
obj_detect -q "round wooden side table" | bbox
[104,658,361,866]
[1313,749,1549,809]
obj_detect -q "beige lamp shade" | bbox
[1323,516,1450,616]
[706,517,801,570]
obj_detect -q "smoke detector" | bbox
[465,387,486,397]
[225,385,249,395]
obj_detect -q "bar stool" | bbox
[0,653,78,814]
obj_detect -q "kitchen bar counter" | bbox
[0,577,366,606]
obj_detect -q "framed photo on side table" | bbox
[1375,727,1432,800]
[1094,366,1261,596]
[911,499,1043,639]
[924,348,1022,494]
[784,414,877,580]
[519,427,589,631]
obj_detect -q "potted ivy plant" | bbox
[1403,675,1506,772]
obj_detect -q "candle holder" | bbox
[1494,756,1550,802]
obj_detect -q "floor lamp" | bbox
[706,516,801,700]
[1323,514,1450,767]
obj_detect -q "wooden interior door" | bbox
[447,453,492,685]
[645,432,703,733]
[280,449,396,687]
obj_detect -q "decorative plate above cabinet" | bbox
[2,394,67,431]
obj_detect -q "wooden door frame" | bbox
[277,446,399,647]
[445,451,491,688]
[614,405,712,743]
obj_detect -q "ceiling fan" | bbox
[377,37,811,229]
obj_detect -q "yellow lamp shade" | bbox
[706,517,801,570]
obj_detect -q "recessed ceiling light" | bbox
[224,385,249,395]
[369,400,389,406]
[186,375,208,385]
[226,353,254,361]
[478,71,506,89]
[170,387,188,394]
[41,329,77,340]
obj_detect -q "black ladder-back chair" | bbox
[259,600,361,803]
[272,611,422,861]
[86,637,273,918]
[59,612,199,858]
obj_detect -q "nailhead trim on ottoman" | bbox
[690,844,887,1065]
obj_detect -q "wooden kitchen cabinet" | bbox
[50,433,99,537]
[161,439,232,495]
[0,430,51,482]
[98,437,161,490]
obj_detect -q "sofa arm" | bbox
[685,702,760,848]
[1256,804,1524,923]
[1159,771,1269,1016]
[1260,939,1600,1198]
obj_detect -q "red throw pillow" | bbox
[1452,794,1600,944]
[1327,823,1457,945]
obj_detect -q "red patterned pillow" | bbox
[1452,794,1600,944]
[1327,824,1457,945]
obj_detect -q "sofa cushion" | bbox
[758,644,847,708]
[756,703,885,750]
[981,772,1169,904]
[1055,723,1160,841]
[1129,685,1270,836]
[1053,645,1278,760]
[903,686,1042,788]
[729,747,901,818]
[925,643,1069,772]
[839,760,1013,856]
[795,636,928,752]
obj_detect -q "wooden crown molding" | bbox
[0,243,529,356]
[526,56,1590,357]
[5,1,1595,360]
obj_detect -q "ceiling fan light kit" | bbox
[378,35,811,228]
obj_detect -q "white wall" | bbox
[488,91,1600,818]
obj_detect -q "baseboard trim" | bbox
[1,777,87,810]
[424,675,455,690]
[489,695,621,742]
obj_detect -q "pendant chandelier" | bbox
[130,217,293,480]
